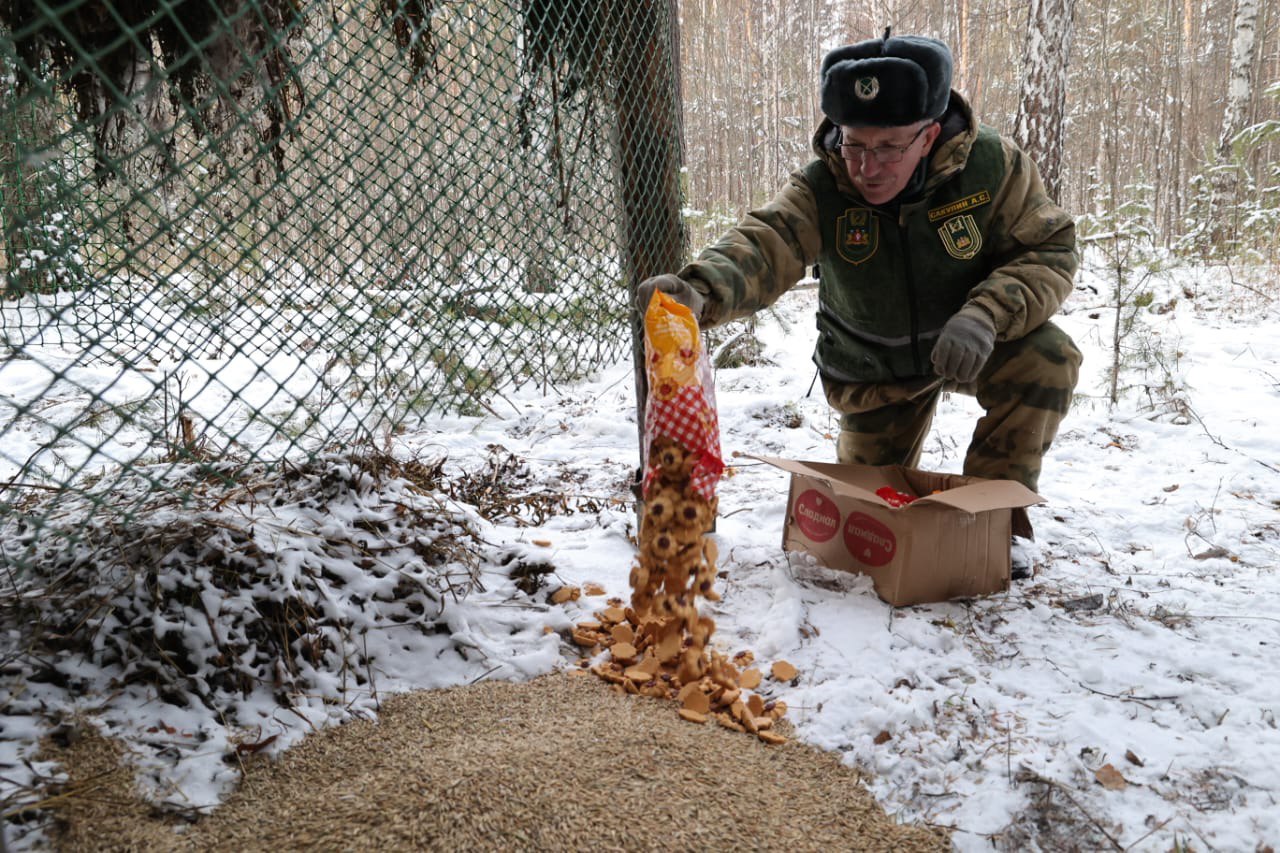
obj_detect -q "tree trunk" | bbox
[1219,0,1260,159]
[1013,0,1076,202]
[1,88,65,298]
[1212,0,1260,246]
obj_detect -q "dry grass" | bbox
[444,445,619,526]
[2,450,484,715]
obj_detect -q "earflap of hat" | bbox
[821,56,931,128]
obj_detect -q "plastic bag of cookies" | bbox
[641,290,723,502]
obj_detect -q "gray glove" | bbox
[931,308,997,383]
[636,274,706,321]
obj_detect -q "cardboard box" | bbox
[752,456,1042,607]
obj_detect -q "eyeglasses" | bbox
[838,123,933,164]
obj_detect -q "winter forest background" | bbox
[5,0,1279,306]
[681,0,1279,262]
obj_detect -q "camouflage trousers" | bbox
[824,321,1082,492]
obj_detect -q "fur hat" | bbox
[820,31,952,127]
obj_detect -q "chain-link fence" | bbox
[1,0,685,573]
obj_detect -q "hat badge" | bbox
[854,76,880,101]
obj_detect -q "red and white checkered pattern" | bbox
[643,385,723,501]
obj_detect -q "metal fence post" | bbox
[611,0,686,496]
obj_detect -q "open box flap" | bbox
[749,454,1042,512]
[750,455,895,506]
[913,479,1043,512]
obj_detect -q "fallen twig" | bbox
[1122,816,1173,851]
[1016,768,1125,852]
[1046,658,1180,706]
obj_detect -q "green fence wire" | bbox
[0,0,686,573]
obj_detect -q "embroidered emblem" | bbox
[928,190,992,222]
[837,208,879,264]
[938,214,982,260]
[854,76,880,101]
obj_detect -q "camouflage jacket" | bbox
[678,92,1078,384]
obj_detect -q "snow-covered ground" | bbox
[3,258,1279,850]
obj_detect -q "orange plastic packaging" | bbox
[642,291,724,500]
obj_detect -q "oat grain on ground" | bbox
[48,673,949,852]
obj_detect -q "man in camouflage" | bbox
[639,32,1081,503]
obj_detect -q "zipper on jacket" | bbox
[899,213,923,375]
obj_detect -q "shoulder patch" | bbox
[928,190,992,222]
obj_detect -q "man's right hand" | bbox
[636,274,705,321]
[931,308,996,383]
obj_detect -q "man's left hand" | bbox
[931,309,996,383]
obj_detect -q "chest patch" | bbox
[836,208,879,265]
[937,214,983,260]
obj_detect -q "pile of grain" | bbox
[46,673,948,851]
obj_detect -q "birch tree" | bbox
[1219,0,1259,159]
[1013,0,1076,201]
[1211,0,1259,245]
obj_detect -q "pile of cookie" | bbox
[571,437,796,745]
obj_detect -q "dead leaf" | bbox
[1094,763,1128,790]
[532,539,552,547]
[873,730,892,745]
[236,733,279,755]
[1125,749,1144,767]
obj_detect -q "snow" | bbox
[3,257,1280,849]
